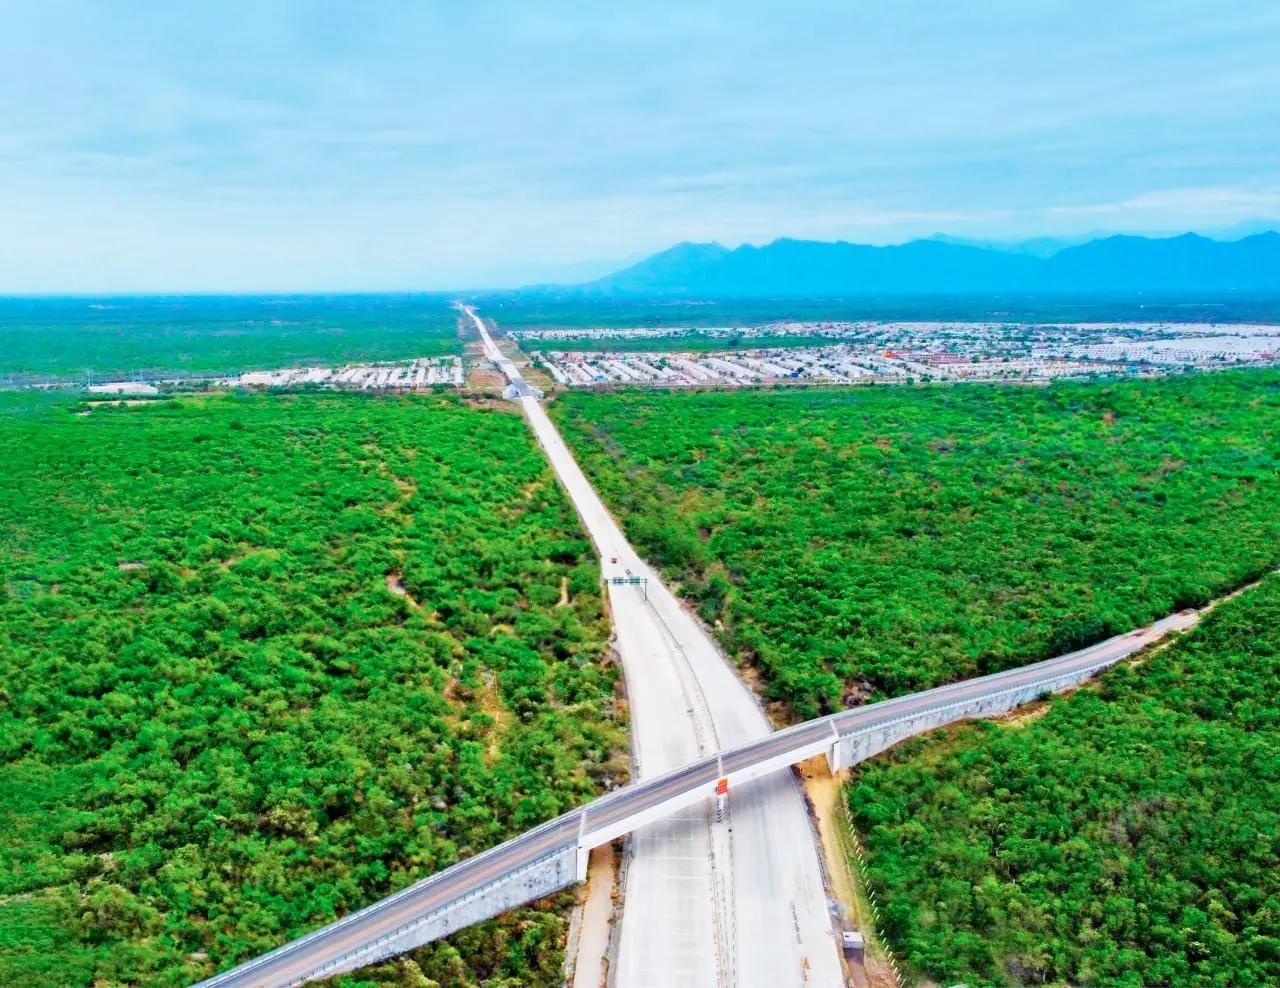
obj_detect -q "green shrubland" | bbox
[553,372,1280,717]
[0,391,624,986]
[849,574,1280,987]
[0,296,460,382]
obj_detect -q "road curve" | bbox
[194,606,1198,987]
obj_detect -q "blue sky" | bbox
[1,1,1278,291]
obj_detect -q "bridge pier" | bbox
[576,843,590,883]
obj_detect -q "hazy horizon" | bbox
[2,224,1280,297]
[2,2,1278,292]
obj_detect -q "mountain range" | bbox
[576,231,1280,296]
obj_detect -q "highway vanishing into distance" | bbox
[195,311,1203,988]
[470,306,844,988]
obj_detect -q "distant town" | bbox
[521,320,1280,388]
[30,321,1280,396]
[82,356,464,396]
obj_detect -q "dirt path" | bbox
[570,844,617,988]
[799,757,900,988]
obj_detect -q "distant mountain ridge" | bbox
[579,231,1280,296]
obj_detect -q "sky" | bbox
[1,0,1279,291]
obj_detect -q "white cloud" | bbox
[0,0,1277,288]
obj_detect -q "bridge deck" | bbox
[196,608,1197,987]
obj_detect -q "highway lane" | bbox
[465,307,726,985]
[197,602,1200,987]
[462,306,841,986]
[633,560,842,987]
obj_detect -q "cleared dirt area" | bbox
[569,844,617,988]
[466,365,508,391]
[384,572,420,608]
[798,756,900,988]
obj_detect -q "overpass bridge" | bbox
[195,607,1196,987]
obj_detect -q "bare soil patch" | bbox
[569,843,617,988]
[799,756,900,988]
[385,572,420,609]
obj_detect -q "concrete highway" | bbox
[465,305,843,987]
[468,306,725,983]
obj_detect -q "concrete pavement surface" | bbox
[467,306,727,984]
[464,305,844,988]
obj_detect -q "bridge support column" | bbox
[575,843,590,883]
[826,740,846,774]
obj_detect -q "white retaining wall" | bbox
[295,847,581,985]
[828,662,1108,772]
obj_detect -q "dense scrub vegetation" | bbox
[552,372,1280,717]
[849,574,1280,987]
[0,296,459,383]
[0,391,625,987]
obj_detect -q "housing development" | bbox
[78,356,465,395]
[535,345,1117,387]
[216,356,464,390]
[523,320,1280,389]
